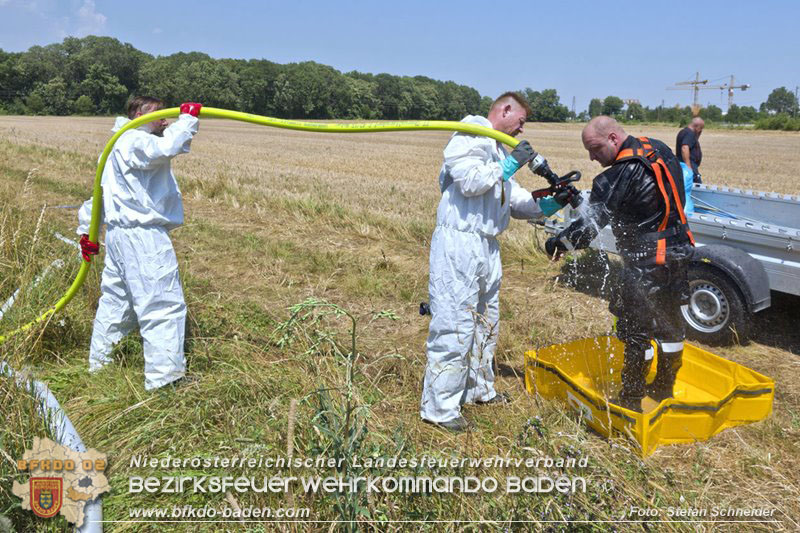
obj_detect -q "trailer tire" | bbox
[681,264,751,346]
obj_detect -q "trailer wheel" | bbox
[681,265,750,346]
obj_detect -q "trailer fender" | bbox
[692,244,771,313]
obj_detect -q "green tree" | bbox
[31,76,70,115]
[5,98,26,114]
[80,63,127,114]
[341,76,380,118]
[459,84,483,117]
[138,52,216,106]
[237,59,280,115]
[15,44,65,93]
[479,95,493,116]
[650,105,683,124]
[726,104,758,124]
[625,102,645,122]
[73,94,94,115]
[699,104,722,122]
[682,106,694,124]
[761,87,798,115]
[0,50,25,105]
[24,93,44,115]
[272,62,350,118]
[62,36,150,96]
[372,73,413,119]
[137,58,182,105]
[6,37,493,119]
[407,77,440,119]
[522,88,569,122]
[439,81,469,120]
[645,105,663,122]
[755,114,800,131]
[588,98,603,118]
[602,96,624,116]
[174,60,241,109]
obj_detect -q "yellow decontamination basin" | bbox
[524,336,774,456]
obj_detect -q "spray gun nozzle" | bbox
[528,154,559,185]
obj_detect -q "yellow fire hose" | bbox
[0,107,520,344]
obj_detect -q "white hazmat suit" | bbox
[420,115,547,424]
[78,113,198,390]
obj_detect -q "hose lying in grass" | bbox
[0,108,521,344]
[0,236,102,530]
[0,259,66,321]
[2,363,103,532]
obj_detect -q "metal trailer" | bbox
[536,184,800,345]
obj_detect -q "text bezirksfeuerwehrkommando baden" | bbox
[129,454,589,494]
[129,474,587,494]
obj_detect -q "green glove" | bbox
[538,197,564,216]
[500,140,536,181]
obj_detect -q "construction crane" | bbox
[720,74,750,109]
[668,73,750,112]
[668,72,708,111]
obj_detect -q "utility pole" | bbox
[795,86,799,117]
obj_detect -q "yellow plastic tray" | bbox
[524,336,774,456]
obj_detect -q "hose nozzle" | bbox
[528,153,559,185]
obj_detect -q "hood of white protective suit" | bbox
[111,116,131,133]
[462,114,492,128]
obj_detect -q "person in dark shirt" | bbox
[676,117,704,184]
[546,116,695,413]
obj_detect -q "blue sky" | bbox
[1,0,797,113]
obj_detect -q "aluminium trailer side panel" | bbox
[691,185,800,230]
[688,213,800,296]
[690,185,800,296]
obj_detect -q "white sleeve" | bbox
[443,134,503,197]
[508,178,545,220]
[126,114,199,169]
[76,197,103,235]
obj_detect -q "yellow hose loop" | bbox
[0,107,519,343]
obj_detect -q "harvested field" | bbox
[1,116,799,531]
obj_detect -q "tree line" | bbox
[0,36,594,123]
[0,36,797,129]
[0,36,497,120]
[585,88,800,130]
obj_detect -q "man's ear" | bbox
[502,104,512,117]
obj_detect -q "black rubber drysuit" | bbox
[553,135,695,411]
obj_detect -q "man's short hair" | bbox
[127,96,165,119]
[491,91,532,117]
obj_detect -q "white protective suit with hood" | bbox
[420,115,547,424]
[78,113,198,390]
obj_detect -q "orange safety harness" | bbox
[614,137,695,264]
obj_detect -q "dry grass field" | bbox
[1,116,799,531]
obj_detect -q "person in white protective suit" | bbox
[420,92,571,432]
[77,96,202,390]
